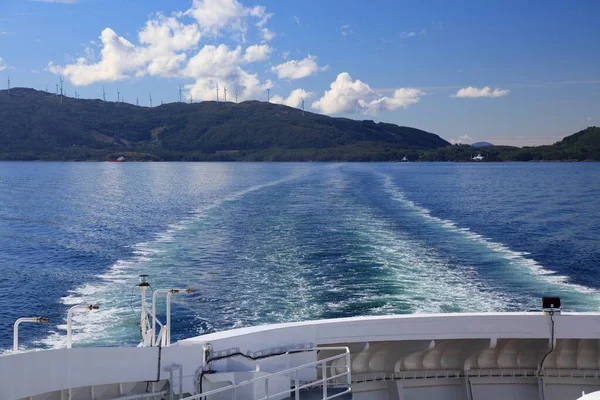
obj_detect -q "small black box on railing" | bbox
[542,297,561,311]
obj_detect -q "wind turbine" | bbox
[136,97,139,106]
[235,88,238,104]
[302,99,305,116]
[59,76,64,103]
[267,88,270,102]
[117,89,120,105]
[216,82,219,102]
[224,87,227,102]
[102,86,106,101]
[7,76,10,95]
[149,94,152,107]
[179,84,182,103]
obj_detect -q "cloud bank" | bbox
[0,58,9,72]
[271,55,324,80]
[271,88,312,108]
[453,86,509,98]
[312,72,423,115]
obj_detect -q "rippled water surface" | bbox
[0,162,598,351]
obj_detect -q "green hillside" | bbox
[0,88,450,161]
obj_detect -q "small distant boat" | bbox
[107,156,126,162]
[472,153,484,161]
[402,156,408,162]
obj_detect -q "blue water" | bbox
[0,162,598,351]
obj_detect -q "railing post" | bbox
[67,304,98,349]
[13,317,49,352]
[169,368,174,400]
[322,360,327,399]
[346,349,351,389]
[265,377,269,399]
[295,369,300,399]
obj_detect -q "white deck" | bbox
[2,312,600,400]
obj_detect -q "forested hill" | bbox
[419,127,600,162]
[0,88,450,161]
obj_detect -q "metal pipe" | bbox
[67,304,99,349]
[153,288,195,346]
[166,291,173,346]
[151,289,170,346]
[106,390,168,400]
[13,317,49,352]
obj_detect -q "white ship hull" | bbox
[2,312,600,400]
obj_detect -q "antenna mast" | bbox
[224,87,227,102]
[45,85,48,93]
[117,89,120,106]
[216,82,219,103]
[7,76,10,95]
[302,98,305,116]
[59,76,64,103]
[267,88,270,102]
[149,94,152,108]
[235,88,238,104]
[179,84,182,103]
[102,86,106,101]
[190,95,193,104]
[136,97,139,106]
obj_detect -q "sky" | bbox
[1,0,599,146]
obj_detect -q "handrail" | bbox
[13,317,49,352]
[182,346,351,400]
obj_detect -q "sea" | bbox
[0,162,599,352]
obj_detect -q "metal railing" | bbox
[183,346,351,400]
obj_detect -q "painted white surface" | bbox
[180,312,600,348]
[580,390,600,400]
[2,312,600,400]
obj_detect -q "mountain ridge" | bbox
[1,88,598,161]
[0,88,450,161]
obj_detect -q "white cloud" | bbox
[341,24,353,36]
[312,72,423,115]
[243,44,271,62]
[452,86,510,98]
[49,28,143,85]
[185,0,271,41]
[271,88,313,108]
[449,134,472,145]
[292,16,300,26]
[400,30,426,39]
[45,0,293,103]
[183,44,271,101]
[260,27,275,42]
[0,31,16,35]
[282,51,290,60]
[271,54,324,80]
[0,57,10,71]
[48,13,203,85]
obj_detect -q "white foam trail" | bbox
[36,172,307,349]
[380,173,600,298]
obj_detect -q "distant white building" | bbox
[472,153,484,161]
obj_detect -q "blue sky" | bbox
[1,0,599,145]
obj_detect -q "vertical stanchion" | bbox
[322,360,327,399]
